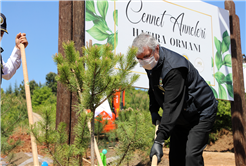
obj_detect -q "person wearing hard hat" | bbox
[0,13,28,84]
[132,33,218,166]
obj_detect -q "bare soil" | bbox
[1,128,235,166]
[205,129,234,152]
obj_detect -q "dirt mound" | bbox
[7,130,47,157]
[205,129,234,152]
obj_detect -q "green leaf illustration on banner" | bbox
[221,38,230,54]
[223,36,231,48]
[93,19,110,33]
[215,51,223,71]
[214,72,225,84]
[86,0,96,14]
[86,0,118,50]
[211,86,218,99]
[222,31,229,39]
[206,81,218,98]
[219,84,227,99]
[223,54,232,67]
[97,0,108,19]
[223,73,233,84]
[221,40,227,54]
[206,81,210,85]
[86,10,98,21]
[86,25,110,41]
[225,83,234,98]
[211,57,214,67]
[212,30,232,100]
[221,31,230,54]
[224,35,230,49]
[107,31,118,50]
[214,36,221,53]
[113,10,118,26]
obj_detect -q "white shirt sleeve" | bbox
[2,47,22,80]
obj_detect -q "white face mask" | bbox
[138,55,158,70]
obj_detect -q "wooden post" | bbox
[20,44,39,166]
[57,1,85,145]
[225,0,246,165]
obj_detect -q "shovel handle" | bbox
[20,43,40,166]
[151,120,160,166]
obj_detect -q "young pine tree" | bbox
[14,80,19,96]
[111,109,154,166]
[5,83,13,95]
[30,106,92,166]
[1,92,29,160]
[53,41,139,165]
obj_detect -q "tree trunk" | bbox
[225,0,246,165]
[91,111,95,166]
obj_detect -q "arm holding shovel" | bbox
[2,32,28,80]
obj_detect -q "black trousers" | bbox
[169,111,217,166]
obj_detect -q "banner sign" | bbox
[85,0,233,101]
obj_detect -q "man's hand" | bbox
[150,141,164,163]
[15,33,28,49]
[151,112,161,125]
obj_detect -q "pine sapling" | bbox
[1,93,28,158]
[112,109,154,166]
[30,106,92,166]
[53,41,139,166]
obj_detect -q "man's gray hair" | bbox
[132,33,159,55]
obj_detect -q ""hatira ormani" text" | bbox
[133,28,201,52]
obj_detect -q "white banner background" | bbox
[85,0,233,101]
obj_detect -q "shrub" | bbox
[213,100,232,132]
